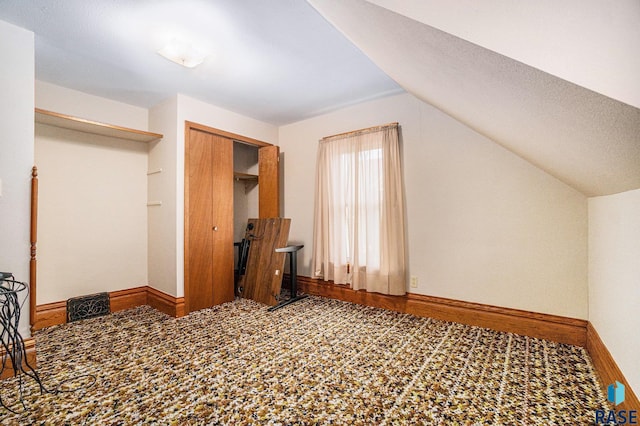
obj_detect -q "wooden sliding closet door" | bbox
[186,129,234,313]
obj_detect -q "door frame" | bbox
[183,121,277,313]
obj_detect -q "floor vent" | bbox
[67,292,110,322]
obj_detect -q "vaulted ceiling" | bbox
[309,0,640,197]
[0,0,638,196]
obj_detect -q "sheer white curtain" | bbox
[311,123,407,295]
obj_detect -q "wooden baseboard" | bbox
[586,322,639,411]
[297,276,587,346]
[1,337,37,380]
[33,300,67,331]
[405,293,587,346]
[109,286,148,312]
[147,286,185,318]
[33,286,185,330]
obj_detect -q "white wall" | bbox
[279,93,588,318]
[0,20,34,336]
[147,94,278,297]
[589,189,640,394]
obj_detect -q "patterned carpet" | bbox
[1,296,607,424]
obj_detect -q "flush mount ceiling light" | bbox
[157,39,209,68]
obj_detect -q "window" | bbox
[311,123,407,295]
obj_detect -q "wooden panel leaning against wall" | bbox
[236,218,291,306]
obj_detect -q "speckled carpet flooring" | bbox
[1,296,607,425]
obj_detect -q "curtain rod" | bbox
[321,122,398,140]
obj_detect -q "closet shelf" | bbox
[234,172,258,194]
[233,172,258,181]
[35,108,163,143]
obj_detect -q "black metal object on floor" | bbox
[1,273,98,414]
[0,272,46,413]
[267,244,308,311]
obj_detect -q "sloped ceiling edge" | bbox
[365,0,640,111]
[308,0,640,197]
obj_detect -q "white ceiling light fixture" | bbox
[157,39,209,68]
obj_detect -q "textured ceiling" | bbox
[366,0,640,110]
[0,0,402,125]
[308,0,640,196]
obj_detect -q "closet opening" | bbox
[183,121,280,314]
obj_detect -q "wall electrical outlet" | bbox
[410,276,418,288]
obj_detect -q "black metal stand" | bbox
[0,272,45,413]
[0,273,96,414]
[268,245,308,311]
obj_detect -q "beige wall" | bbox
[30,84,590,320]
[147,97,179,297]
[589,189,640,393]
[279,93,588,318]
[35,125,148,303]
[36,80,148,130]
[0,20,34,336]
